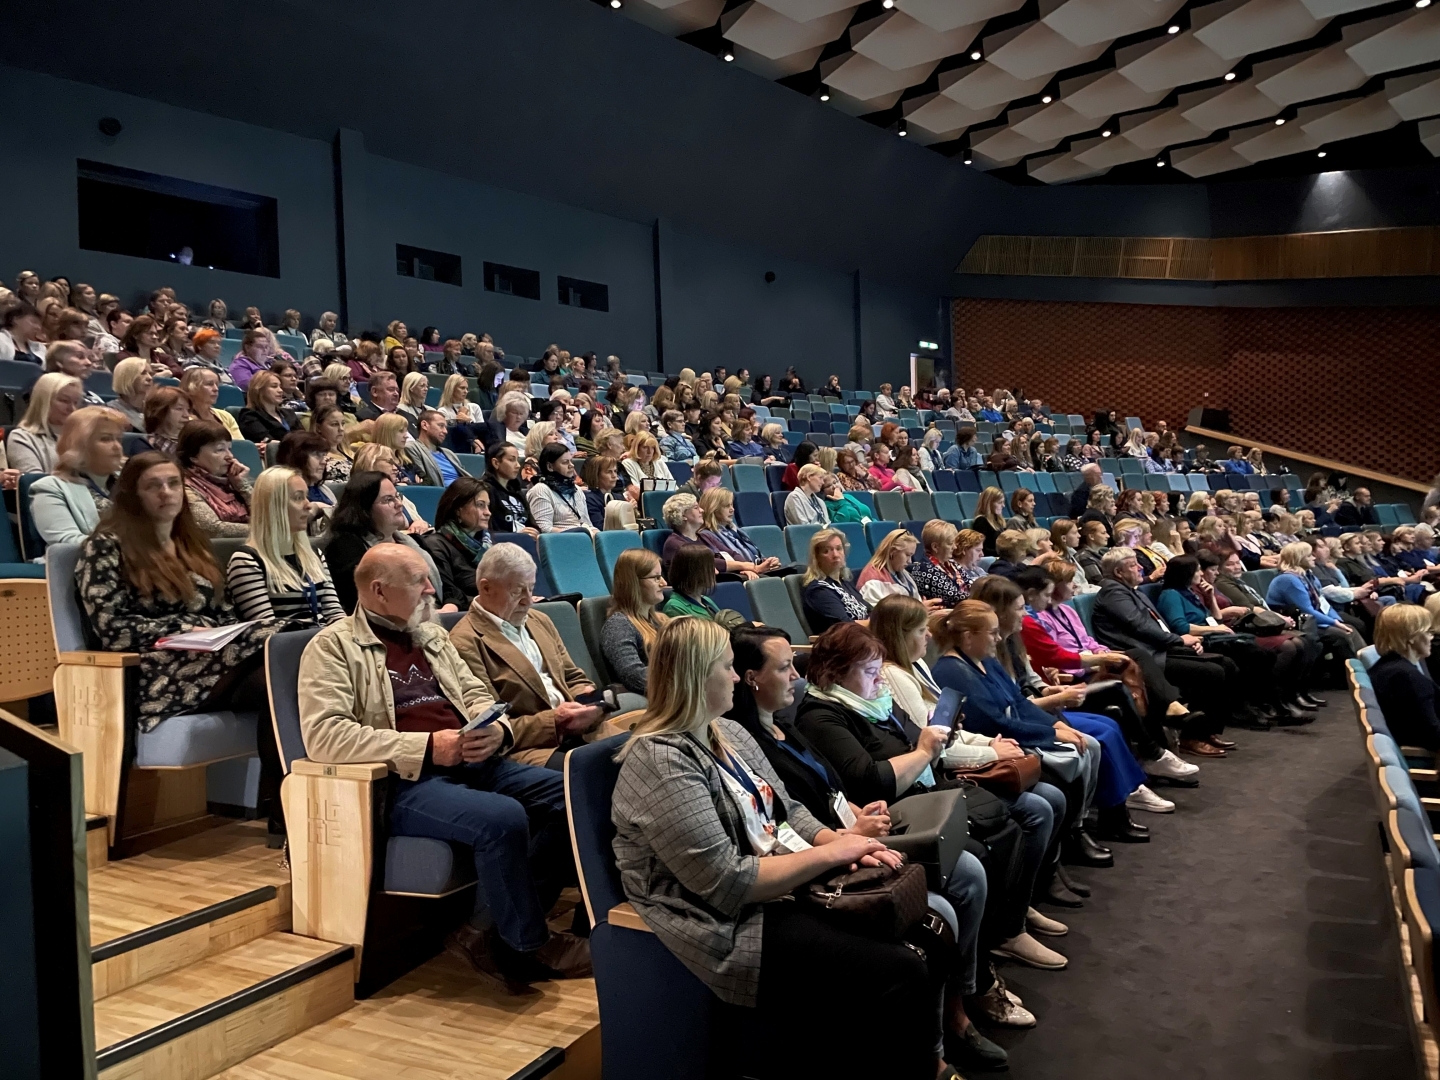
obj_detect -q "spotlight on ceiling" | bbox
[610,0,621,7]
[1157,159,1166,167]
[819,90,830,101]
[1042,94,1053,103]
[1317,150,1327,158]
[1419,0,1431,8]
[1274,116,1285,125]
[970,50,982,60]
[1167,23,1180,33]
[963,156,973,165]
[722,48,734,61]
[1101,129,1113,137]
[883,0,895,7]
[898,124,907,137]
[1224,71,1236,81]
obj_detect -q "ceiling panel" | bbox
[850,11,985,69]
[1253,43,1366,107]
[1192,0,1329,61]
[1116,31,1235,92]
[1232,99,1346,159]
[1010,100,1106,140]
[1060,69,1171,119]
[940,61,1051,108]
[1299,0,1394,18]
[1027,149,1111,181]
[724,2,859,60]
[627,0,728,34]
[1420,117,1440,156]
[756,0,865,19]
[1074,131,1159,166]
[902,93,1006,139]
[985,21,1110,80]
[820,51,940,99]
[1119,103,1215,149]
[1040,0,1187,48]
[969,122,1064,163]
[1345,7,1440,78]
[1386,70,1440,121]
[1301,91,1401,144]
[1182,79,1282,129]
[1171,137,1254,176]
[897,0,1028,31]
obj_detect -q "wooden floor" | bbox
[89,821,289,947]
[213,950,600,1080]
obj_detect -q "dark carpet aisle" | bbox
[992,703,1418,1080]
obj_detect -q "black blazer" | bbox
[324,529,370,614]
[237,406,298,443]
[1334,502,1379,528]
[1373,653,1440,751]
[420,530,484,609]
[1092,578,1185,661]
[731,700,846,828]
[794,696,926,807]
[1068,482,1094,519]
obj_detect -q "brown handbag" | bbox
[799,858,929,940]
[945,752,1042,798]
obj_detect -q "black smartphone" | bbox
[576,687,621,712]
[929,688,965,732]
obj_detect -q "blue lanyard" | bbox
[302,575,319,623]
[773,734,832,788]
[713,748,770,822]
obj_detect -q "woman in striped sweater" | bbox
[225,467,345,627]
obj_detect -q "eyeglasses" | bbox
[640,573,665,583]
[375,495,403,507]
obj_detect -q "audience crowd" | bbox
[8,271,1438,1079]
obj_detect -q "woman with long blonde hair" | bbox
[622,430,676,492]
[602,548,670,695]
[971,486,1007,557]
[225,466,343,625]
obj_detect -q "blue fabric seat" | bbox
[745,576,810,643]
[786,523,822,563]
[850,491,876,515]
[1372,732,1403,769]
[932,491,961,522]
[734,491,778,528]
[731,464,768,493]
[1397,805,1440,869]
[712,581,755,621]
[906,493,935,520]
[932,470,958,492]
[742,525,787,562]
[642,529,668,555]
[874,491,907,521]
[866,520,907,552]
[540,532,609,598]
[1383,764,1425,819]
[1067,592,1098,634]
[405,485,442,524]
[765,464,787,491]
[770,491,789,524]
[596,531,642,588]
[833,522,872,569]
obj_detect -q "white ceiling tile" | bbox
[985,21,1109,81]
[1116,31,1235,92]
[902,93,1006,138]
[940,62,1051,109]
[730,43,829,78]
[1120,105,1214,149]
[756,0,865,20]
[1182,79,1284,129]
[1171,139,1252,175]
[1345,7,1440,78]
[897,0,1027,32]
[1253,43,1365,106]
[1386,70,1440,121]
[626,0,727,34]
[1011,101,1106,140]
[1300,92,1401,143]
[1193,0,1329,61]
[1060,69,1170,119]
[1298,0,1390,18]
[1041,0,1186,48]
[1420,117,1440,156]
[850,10,985,70]
[1028,150,1111,182]
[724,2,859,60]
[969,123,1063,163]
[1074,132,1158,167]
[1231,100,1345,160]
[821,51,940,99]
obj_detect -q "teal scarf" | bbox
[805,681,894,725]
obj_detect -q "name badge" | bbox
[832,792,858,829]
[1205,616,1219,626]
[775,822,813,853]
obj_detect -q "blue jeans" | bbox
[1062,711,1147,808]
[390,756,570,953]
[937,850,987,995]
[996,782,1064,936]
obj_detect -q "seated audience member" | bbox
[1005,489,1039,532]
[1231,511,1279,570]
[1,301,45,364]
[352,443,430,532]
[699,487,782,577]
[450,543,610,768]
[987,529,1036,579]
[985,436,1022,472]
[725,417,767,459]
[1111,518,1164,581]
[1339,531,1423,603]
[943,428,983,470]
[1370,604,1439,750]
[6,372,81,475]
[326,470,447,614]
[420,478,493,610]
[658,410,699,463]
[867,441,914,492]
[891,446,927,492]
[227,329,272,390]
[298,544,589,988]
[484,390,532,452]
[140,386,191,457]
[44,341,105,407]
[371,414,420,484]
[802,528,870,633]
[396,372,430,429]
[180,366,242,440]
[238,371,297,444]
[1091,547,1242,755]
[526,445,594,536]
[661,492,727,576]
[185,328,232,382]
[783,463,831,527]
[1310,538,1384,630]
[836,448,876,492]
[577,455,626,531]
[856,528,931,607]
[602,548,668,694]
[1333,487,1379,529]
[612,618,950,1080]
[225,466,344,625]
[119,314,179,377]
[178,421,252,538]
[1266,541,1362,664]
[660,544,724,621]
[1077,484,1117,541]
[1220,445,1253,474]
[912,522,984,606]
[275,431,337,519]
[407,408,470,487]
[1048,519,1096,591]
[79,452,283,830]
[482,441,538,537]
[356,370,403,423]
[780,442,819,491]
[970,487,1008,557]
[622,431,677,491]
[672,456,720,499]
[30,406,127,547]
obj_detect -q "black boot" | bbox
[1063,827,1114,867]
[1056,863,1091,898]
[1095,806,1150,843]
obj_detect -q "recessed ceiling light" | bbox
[1274,117,1285,125]
[1157,159,1166,167]
[1167,24,1180,33]
[970,50,982,60]
[722,49,734,61]
[898,126,907,137]
[963,157,973,165]
[1317,150,1327,158]
[882,0,894,7]
[1102,129,1112,137]
[1042,95,1053,103]
[610,0,621,7]
[1224,71,1236,81]
[819,91,830,101]
[1418,0,1431,9]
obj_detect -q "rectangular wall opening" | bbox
[76,159,280,277]
[483,261,541,301]
[396,244,463,286]
[557,275,609,312]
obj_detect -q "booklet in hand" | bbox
[156,621,258,652]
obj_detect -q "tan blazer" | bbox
[449,601,601,767]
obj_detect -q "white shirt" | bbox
[474,605,565,707]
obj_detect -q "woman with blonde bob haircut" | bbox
[802,527,870,632]
[622,430,676,492]
[225,466,344,626]
[1371,603,1439,749]
[398,371,430,426]
[30,406,127,546]
[611,617,943,1080]
[602,547,670,695]
[6,371,83,475]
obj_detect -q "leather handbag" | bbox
[945,753,1041,798]
[800,858,929,941]
[1234,609,1287,636]
[884,788,968,890]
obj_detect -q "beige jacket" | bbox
[298,603,502,781]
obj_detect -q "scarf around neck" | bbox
[806,681,894,724]
[185,467,248,523]
[541,468,578,500]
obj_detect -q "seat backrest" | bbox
[595,531,642,589]
[932,491,961,521]
[669,461,692,486]
[641,489,670,522]
[230,439,263,475]
[745,576,809,643]
[764,464,787,491]
[45,543,87,652]
[1068,592,1098,634]
[998,472,1021,493]
[905,493,935,520]
[786,523,822,563]
[712,581,754,621]
[540,532,609,598]
[731,464,767,493]
[734,491,777,528]
[17,473,45,561]
[537,600,601,685]
[955,470,981,492]
[784,573,814,637]
[932,470,958,492]
[404,485,443,525]
[959,492,980,518]
[743,525,787,562]
[578,595,616,684]
[874,490,907,521]
[850,490,876,516]
[1016,472,1040,491]
[641,529,668,555]
[265,627,323,772]
[1242,568,1278,596]
[770,491,789,524]
[455,452,486,475]
[834,522,871,569]
[866,520,905,553]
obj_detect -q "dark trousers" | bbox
[1085,681,1162,759]
[1203,634,1278,704]
[390,757,570,954]
[1160,651,1238,732]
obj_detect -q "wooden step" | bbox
[95,932,354,1080]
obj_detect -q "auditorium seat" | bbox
[540,533,609,598]
[711,582,754,621]
[905,492,935,520]
[746,576,811,645]
[834,522,871,569]
[1068,593,1098,634]
[642,489,670,522]
[743,525,788,563]
[784,574,815,638]
[578,596,618,685]
[731,464,767,493]
[490,532,557,596]
[734,491,777,528]
[932,470,958,492]
[850,491,876,516]
[230,439,263,475]
[932,491,961,522]
[786,523,822,563]
[595,531,642,588]
[770,491,789,524]
[765,464,787,491]
[874,491,907,521]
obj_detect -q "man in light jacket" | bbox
[297,544,590,989]
[406,409,470,487]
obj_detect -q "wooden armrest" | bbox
[58,651,140,668]
[607,902,653,933]
[289,758,388,781]
[791,644,812,655]
[1422,798,1440,811]
[1411,769,1438,782]
[1402,746,1437,760]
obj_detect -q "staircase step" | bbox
[95,932,353,1080]
[87,814,109,870]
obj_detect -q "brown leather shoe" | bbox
[532,930,594,979]
[1180,738,1226,757]
[1207,734,1237,750]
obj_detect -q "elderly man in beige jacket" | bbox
[297,544,590,990]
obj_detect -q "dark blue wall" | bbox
[0,750,39,1079]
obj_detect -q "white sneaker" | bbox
[992,932,1068,970]
[1126,784,1176,814]
[1145,749,1199,779]
[1026,906,1068,936]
